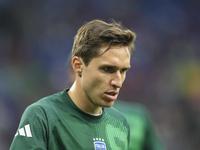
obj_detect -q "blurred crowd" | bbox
[0,0,200,149]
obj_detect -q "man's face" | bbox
[80,46,131,108]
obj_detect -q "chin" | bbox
[101,101,115,108]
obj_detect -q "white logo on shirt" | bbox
[15,124,32,137]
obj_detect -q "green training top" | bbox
[114,101,165,150]
[10,89,130,150]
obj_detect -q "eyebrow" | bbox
[122,66,131,71]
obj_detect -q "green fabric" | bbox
[10,89,130,150]
[113,101,164,150]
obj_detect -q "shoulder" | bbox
[113,101,155,128]
[104,107,128,123]
[25,92,59,111]
[21,91,66,122]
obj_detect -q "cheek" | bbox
[84,76,108,93]
[81,68,110,91]
[91,77,106,89]
[82,74,102,89]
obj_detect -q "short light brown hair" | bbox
[71,19,136,66]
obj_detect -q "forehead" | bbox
[99,45,131,56]
[100,46,131,55]
[89,46,131,67]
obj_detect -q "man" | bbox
[10,19,136,149]
[66,55,165,150]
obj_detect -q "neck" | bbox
[68,81,102,115]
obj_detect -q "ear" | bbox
[72,56,83,77]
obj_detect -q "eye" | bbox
[103,66,115,73]
[120,68,128,74]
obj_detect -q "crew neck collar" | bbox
[60,89,105,123]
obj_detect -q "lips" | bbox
[105,91,118,101]
[106,92,117,96]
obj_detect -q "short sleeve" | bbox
[10,104,48,150]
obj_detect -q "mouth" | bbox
[105,91,118,101]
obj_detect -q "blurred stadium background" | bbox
[0,0,200,149]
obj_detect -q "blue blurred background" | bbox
[0,0,200,149]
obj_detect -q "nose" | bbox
[110,71,123,88]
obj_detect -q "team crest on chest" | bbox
[93,138,106,150]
